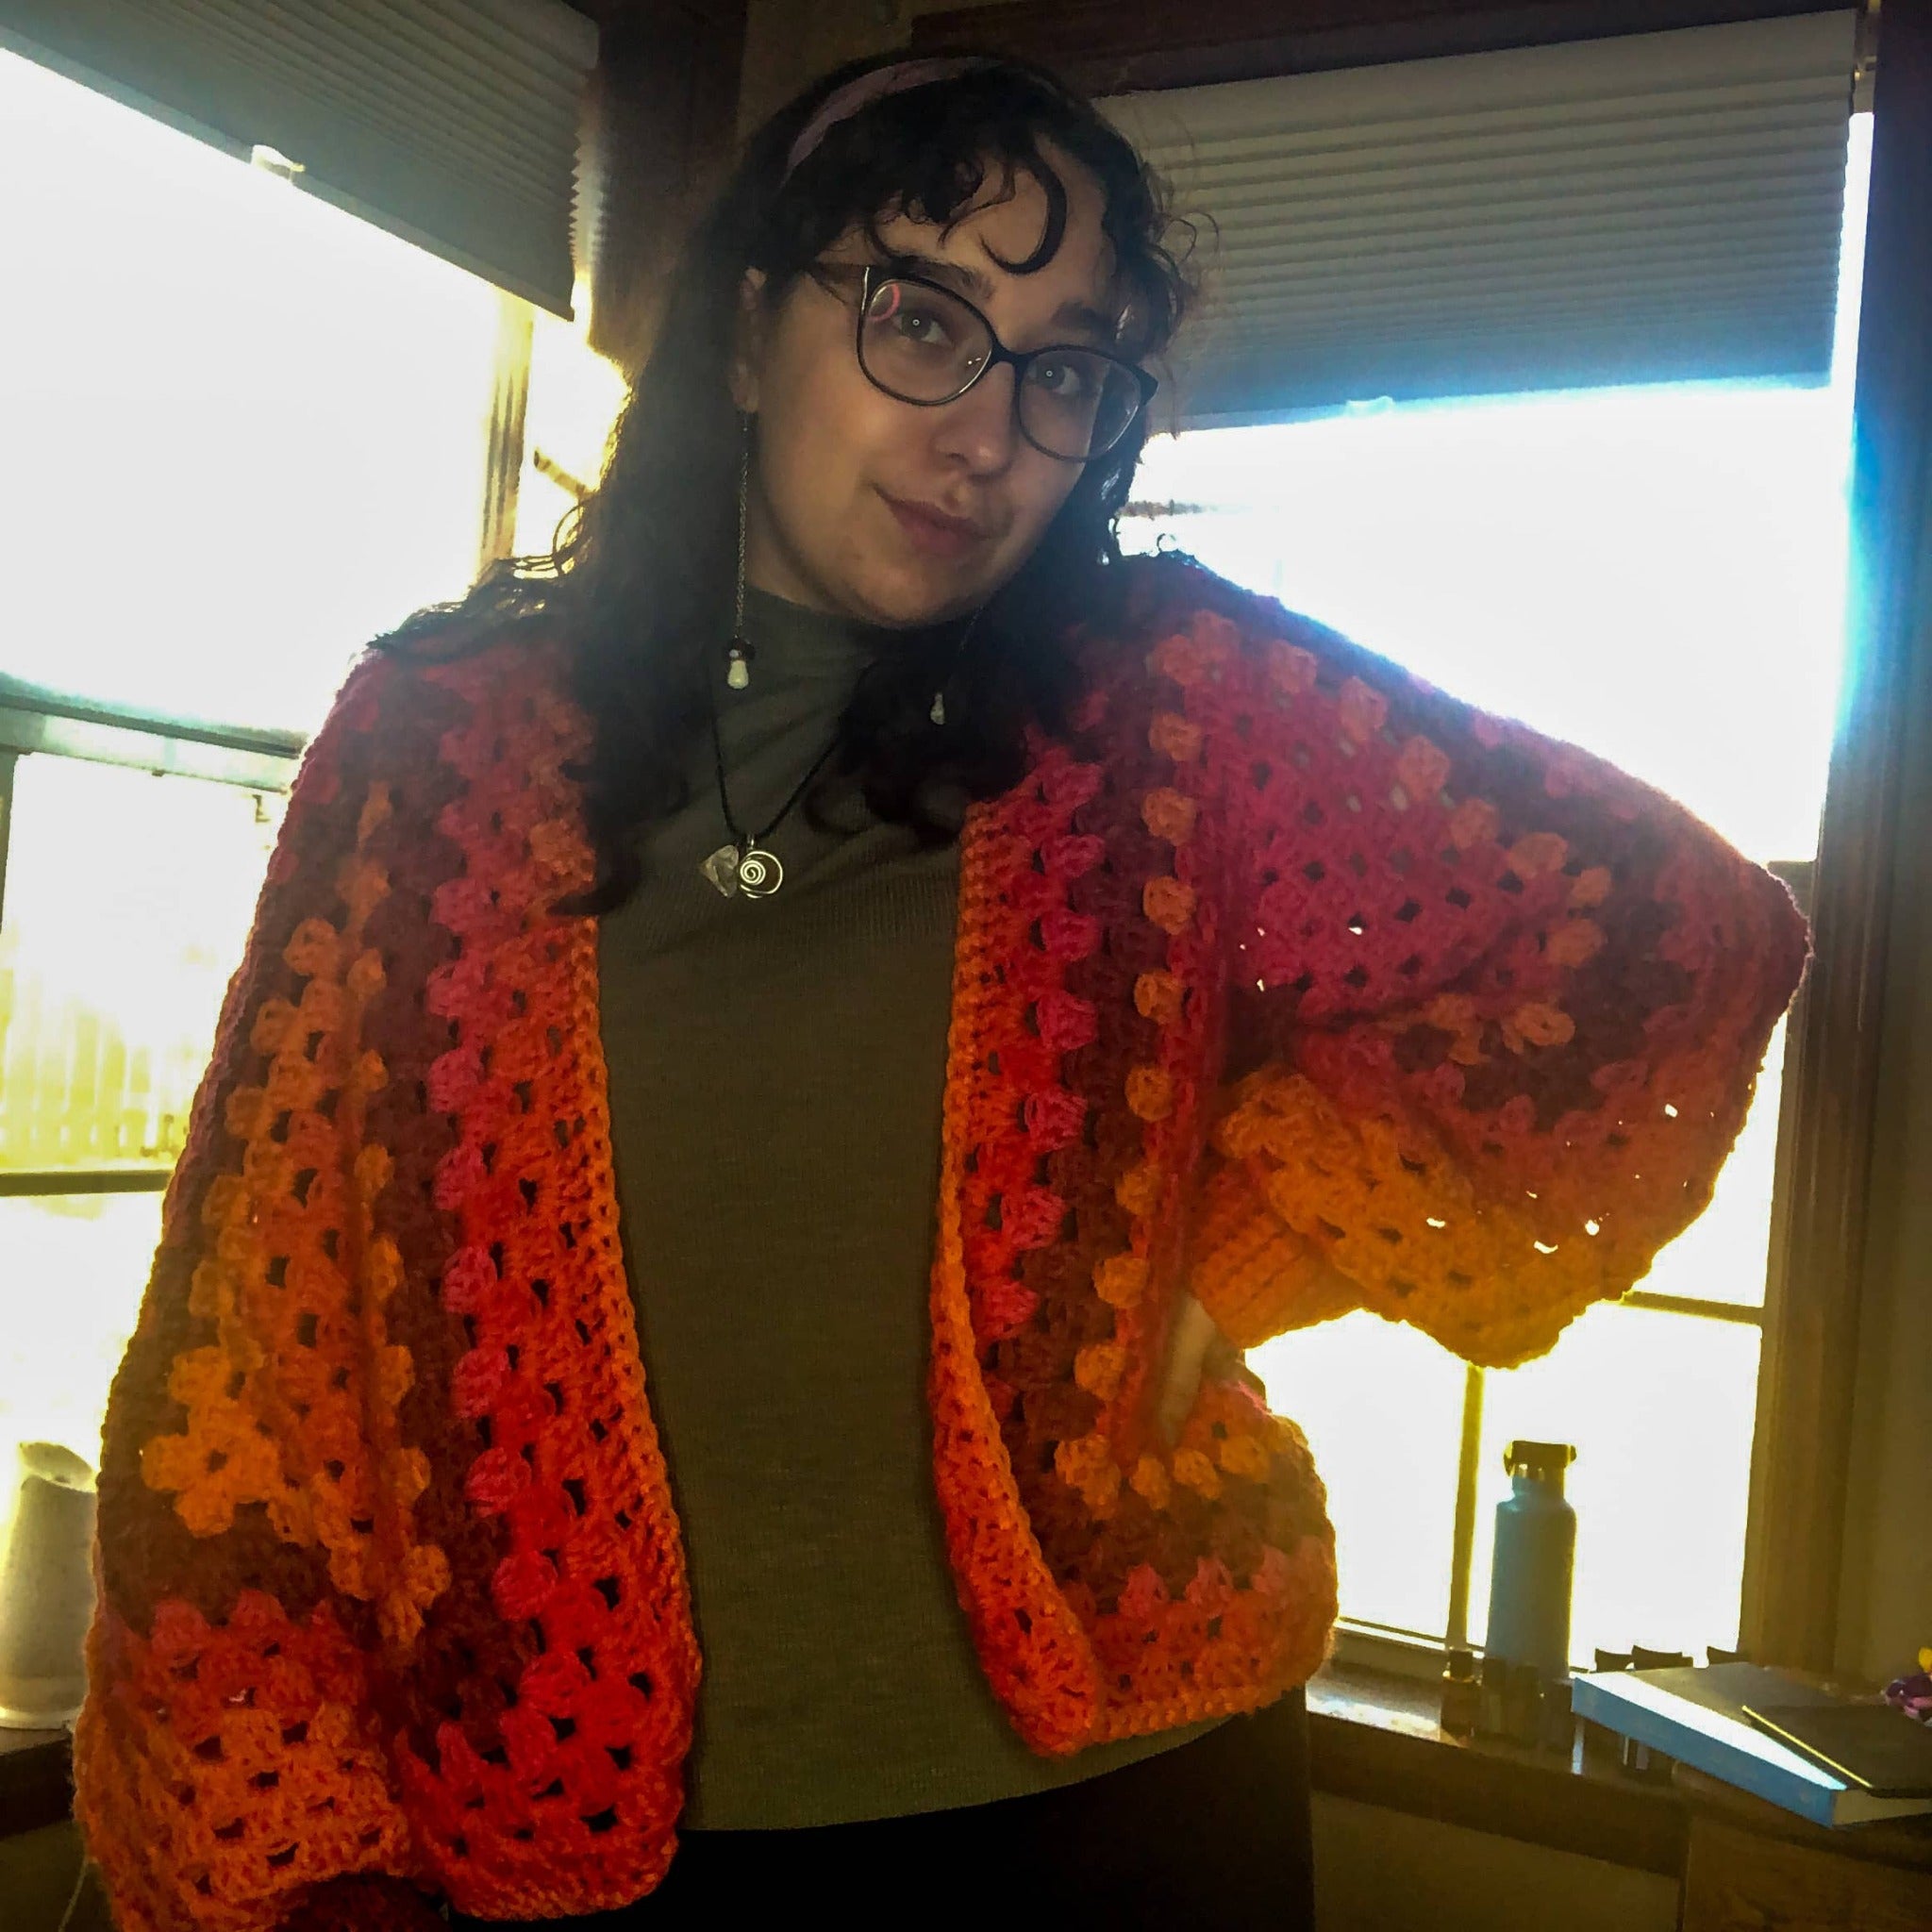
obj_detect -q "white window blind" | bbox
[1106,12,1858,426]
[0,0,597,315]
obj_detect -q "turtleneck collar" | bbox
[738,585,904,687]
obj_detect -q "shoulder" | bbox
[1076,551,1418,727]
[289,624,579,814]
[1076,555,1661,829]
[305,624,575,760]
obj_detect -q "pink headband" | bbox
[783,58,993,179]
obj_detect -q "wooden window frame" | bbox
[909,0,1853,94]
[919,0,1928,1676]
[1740,0,1932,1674]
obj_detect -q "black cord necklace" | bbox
[695,607,974,900]
[699,597,979,901]
[699,437,846,900]
[705,416,985,900]
[697,688,845,899]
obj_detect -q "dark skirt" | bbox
[452,1690,1314,1931]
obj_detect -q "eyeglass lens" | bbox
[858,277,1143,461]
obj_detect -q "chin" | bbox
[850,560,999,631]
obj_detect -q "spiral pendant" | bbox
[735,846,783,897]
[699,841,784,899]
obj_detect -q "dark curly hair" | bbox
[382,52,1194,911]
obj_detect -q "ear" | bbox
[727,268,769,414]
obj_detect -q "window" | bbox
[0,43,613,1552]
[0,758,286,1463]
[1124,117,1873,1670]
[0,49,502,738]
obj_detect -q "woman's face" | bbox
[733,150,1124,628]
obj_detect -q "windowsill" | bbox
[1307,1658,1689,1876]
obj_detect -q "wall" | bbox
[1312,1797,1680,1932]
[740,0,949,132]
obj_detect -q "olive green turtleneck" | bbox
[595,587,1210,1830]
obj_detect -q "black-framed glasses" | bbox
[811,262,1157,463]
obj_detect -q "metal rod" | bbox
[1444,1362,1487,1652]
[0,682,303,759]
[1618,1290,1765,1326]
[0,702,298,794]
[0,1169,171,1197]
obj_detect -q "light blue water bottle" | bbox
[1483,1440,1577,1674]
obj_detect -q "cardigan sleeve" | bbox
[74,650,449,1932]
[1168,587,1809,1368]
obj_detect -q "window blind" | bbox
[1104,11,1858,426]
[0,0,597,315]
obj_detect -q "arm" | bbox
[79,633,693,1927]
[1167,586,1807,1368]
[75,653,440,1931]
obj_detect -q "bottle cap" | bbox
[1504,1440,1576,1479]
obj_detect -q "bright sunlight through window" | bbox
[0,49,500,736]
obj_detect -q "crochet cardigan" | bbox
[75,557,1807,1930]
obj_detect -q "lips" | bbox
[880,491,992,559]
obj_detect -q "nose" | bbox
[930,360,1021,474]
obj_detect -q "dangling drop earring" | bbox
[724,413,755,691]
[930,605,985,728]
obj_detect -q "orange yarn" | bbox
[76,556,1807,1925]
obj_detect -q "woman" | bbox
[75,53,1807,1932]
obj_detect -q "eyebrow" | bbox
[884,249,1121,346]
